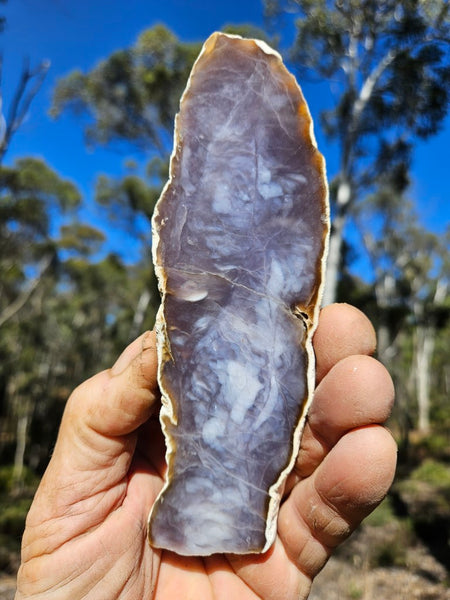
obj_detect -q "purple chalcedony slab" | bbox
[148,32,329,556]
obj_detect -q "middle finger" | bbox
[285,354,394,492]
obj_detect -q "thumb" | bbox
[21,332,159,559]
[67,330,159,438]
[53,330,159,471]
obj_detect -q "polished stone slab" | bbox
[148,32,329,556]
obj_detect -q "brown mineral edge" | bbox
[148,32,329,556]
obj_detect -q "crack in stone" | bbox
[163,264,309,324]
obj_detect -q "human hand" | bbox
[16,303,397,600]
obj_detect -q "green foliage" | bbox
[347,584,363,600]
[0,534,18,573]
[266,0,450,307]
[0,157,82,325]
[337,511,415,571]
[364,497,397,528]
[0,496,32,537]
[0,151,160,481]
[0,494,33,572]
[0,465,38,494]
[395,460,450,521]
[96,172,160,223]
[414,432,450,461]
[369,533,410,568]
[410,459,450,489]
[284,0,450,179]
[364,508,414,569]
[12,158,81,209]
[0,157,80,228]
[58,223,106,256]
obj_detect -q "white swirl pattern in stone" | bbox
[148,32,329,556]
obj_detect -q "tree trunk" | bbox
[412,281,446,434]
[374,272,397,363]
[129,287,152,342]
[415,324,435,434]
[12,409,29,491]
[0,254,53,328]
[322,210,346,306]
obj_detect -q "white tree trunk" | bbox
[0,255,52,328]
[415,325,435,434]
[322,211,346,306]
[374,273,397,363]
[13,411,29,489]
[129,287,152,341]
[413,281,446,434]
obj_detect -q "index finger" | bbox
[313,303,377,383]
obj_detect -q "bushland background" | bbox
[0,1,449,598]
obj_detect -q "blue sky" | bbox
[2,0,449,267]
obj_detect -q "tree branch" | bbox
[0,58,50,164]
[0,254,53,328]
[352,47,397,132]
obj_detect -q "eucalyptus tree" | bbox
[0,157,83,485]
[0,58,50,164]
[404,227,449,434]
[94,169,162,338]
[51,25,201,158]
[0,15,137,484]
[266,0,450,304]
[50,25,202,332]
[360,187,449,437]
[0,157,81,329]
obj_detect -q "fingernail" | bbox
[111,331,152,376]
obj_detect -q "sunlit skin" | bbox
[16,303,397,600]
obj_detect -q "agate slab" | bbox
[148,32,329,556]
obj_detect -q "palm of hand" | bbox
[16,305,396,600]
